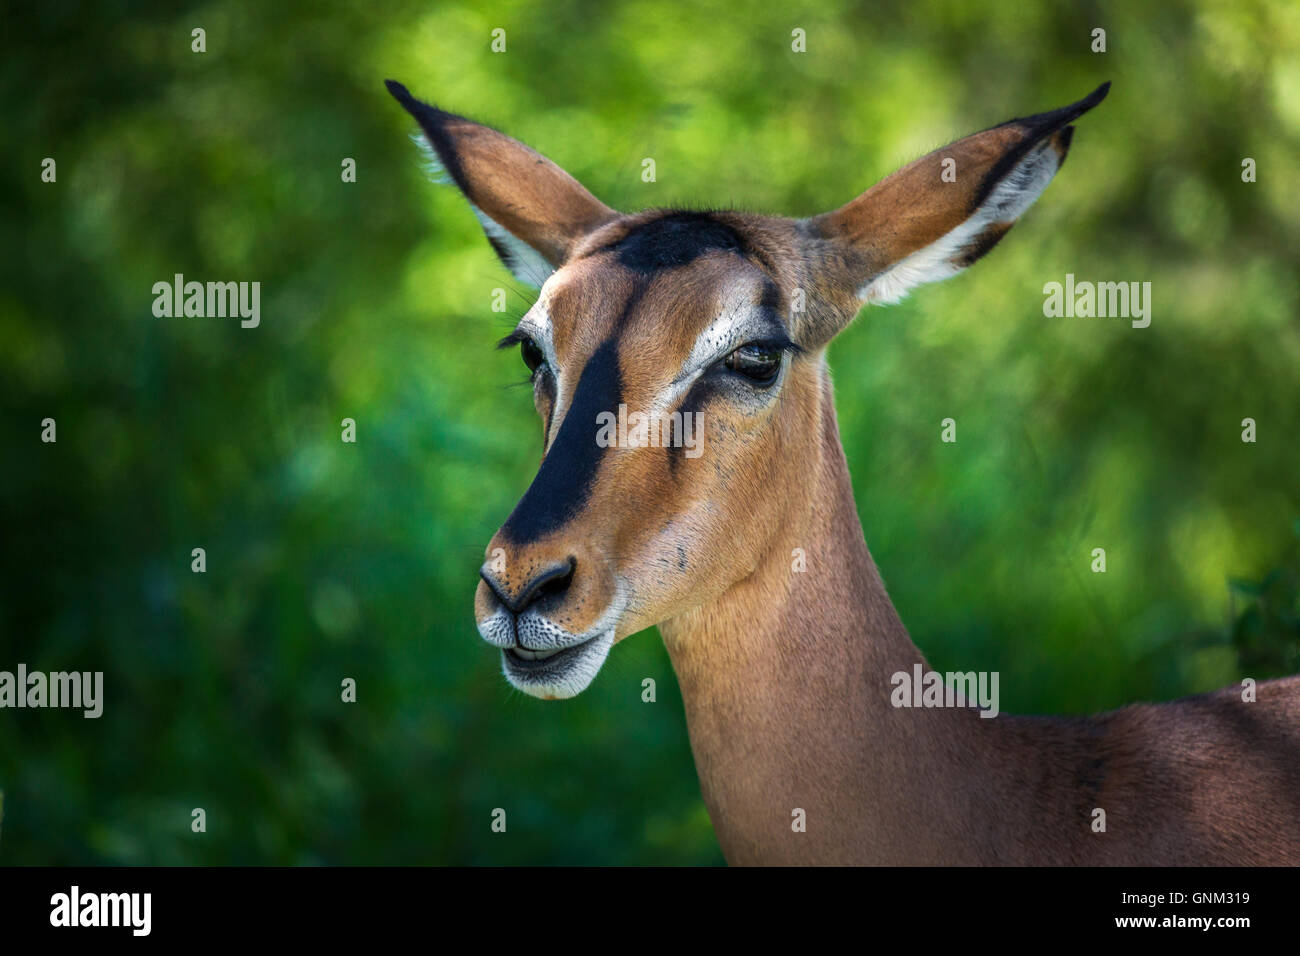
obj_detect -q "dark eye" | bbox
[724,343,782,386]
[520,337,546,375]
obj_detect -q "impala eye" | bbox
[520,337,546,375]
[724,343,782,386]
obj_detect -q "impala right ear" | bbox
[386,80,619,287]
[800,83,1110,343]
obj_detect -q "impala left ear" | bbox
[801,82,1109,337]
[386,80,619,287]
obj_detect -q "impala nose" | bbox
[480,556,576,616]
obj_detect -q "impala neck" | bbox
[659,370,997,864]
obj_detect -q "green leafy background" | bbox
[1,0,1297,864]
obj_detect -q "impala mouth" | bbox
[505,640,588,666]
[500,630,615,699]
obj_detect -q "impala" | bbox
[387,79,1300,865]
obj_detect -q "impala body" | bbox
[388,79,1300,865]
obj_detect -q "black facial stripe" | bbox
[500,336,623,544]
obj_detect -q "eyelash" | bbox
[499,331,799,391]
[498,330,548,379]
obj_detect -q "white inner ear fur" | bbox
[412,133,556,289]
[469,205,556,289]
[857,138,1061,305]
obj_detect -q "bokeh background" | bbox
[2,0,1297,864]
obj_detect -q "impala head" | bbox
[388,79,1109,699]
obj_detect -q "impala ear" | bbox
[386,80,618,287]
[801,83,1109,339]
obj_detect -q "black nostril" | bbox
[488,557,576,615]
[479,569,513,610]
[514,557,576,613]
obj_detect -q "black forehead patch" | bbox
[608,212,746,272]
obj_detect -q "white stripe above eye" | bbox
[857,138,1062,305]
[514,292,572,446]
[516,293,555,359]
[651,287,780,415]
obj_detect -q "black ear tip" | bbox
[1058,80,1111,125]
[384,79,412,103]
[1087,81,1112,106]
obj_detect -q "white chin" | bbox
[500,630,615,700]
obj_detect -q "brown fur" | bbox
[661,383,1300,865]
[389,81,1300,864]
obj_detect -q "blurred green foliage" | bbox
[1,0,1297,864]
